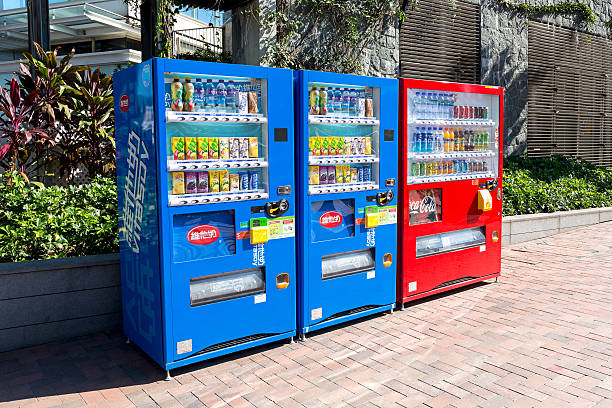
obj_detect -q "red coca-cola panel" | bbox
[398,79,503,305]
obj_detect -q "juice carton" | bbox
[220,170,230,192]
[350,167,358,182]
[172,172,185,194]
[197,137,208,160]
[365,137,372,155]
[197,171,208,193]
[185,172,197,193]
[321,137,330,156]
[239,137,249,159]
[248,137,259,158]
[171,137,185,160]
[185,137,198,160]
[309,137,316,155]
[219,138,230,159]
[335,165,344,183]
[327,166,336,184]
[309,166,320,185]
[209,171,220,192]
[230,173,240,191]
[329,137,337,156]
[319,166,328,184]
[313,137,322,156]
[336,137,345,156]
[208,137,219,159]
[229,137,240,159]
[344,137,352,155]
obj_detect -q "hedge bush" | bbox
[0,176,118,262]
[502,155,612,216]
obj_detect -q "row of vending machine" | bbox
[114,59,503,372]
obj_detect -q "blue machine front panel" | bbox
[295,70,399,334]
[114,61,164,366]
[153,60,297,365]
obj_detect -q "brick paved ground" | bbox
[1,222,611,408]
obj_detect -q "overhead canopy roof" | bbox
[174,0,251,11]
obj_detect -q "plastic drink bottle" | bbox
[194,78,204,112]
[216,80,226,114]
[226,81,237,114]
[183,77,194,112]
[326,88,334,116]
[333,88,342,116]
[171,76,183,111]
[319,86,328,115]
[309,85,319,115]
[349,89,358,116]
[414,92,421,119]
[204,79,215,113]
[341,88,350,117]
[413,128,420,152]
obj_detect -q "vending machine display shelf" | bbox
[408,172,495,184]
[407,151,495,160]
[308,116,379,125]
[409,119,495,127]
[166,112,267,124]
[168,190,268,206]
[167,159,268,171]
[309,183,379,195]
[308,155,378,165]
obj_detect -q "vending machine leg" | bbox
[299,333,307,342]
[165,370,172,381]
[400,302,405,311]
[290,337,295,344]
[389,307,394,315]
[125,337,130,344]
[495,277,498,283]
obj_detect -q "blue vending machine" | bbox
[114,59,297,372]
[294,70,399,338]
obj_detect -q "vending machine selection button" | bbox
[478,189,493,211]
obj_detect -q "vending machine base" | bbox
[301,304,394,337]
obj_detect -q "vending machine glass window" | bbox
[165,73,269,206]
[404,88,500,184]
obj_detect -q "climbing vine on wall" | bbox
[255,0,405,74]
[155,0,180,58]
[496,0,598,26]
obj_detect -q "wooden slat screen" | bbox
[399,0,481,83]
[528,22,612,168]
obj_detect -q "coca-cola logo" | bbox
[187,225,220,245]
[319,211,343,228]
[119,94,129,112]
[409,195,437,215]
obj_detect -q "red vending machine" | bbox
[398,79,503,306]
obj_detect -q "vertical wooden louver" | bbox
[528,22,612,168]
[399,0,481,84]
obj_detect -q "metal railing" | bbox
[172,27,223,57]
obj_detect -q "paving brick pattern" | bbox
[1,222,611,408]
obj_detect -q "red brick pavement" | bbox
[1,222,611,408]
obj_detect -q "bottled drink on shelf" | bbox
[348,89,358,117]
[183,77,195,112]
[171,76,183,112]
[309,85,319,115]
[358,89,366,117]
[319,86,328,115]
[341,88,350,117]
[226,81,237,114]
[194,78,204,112]
[204,79,215,113]
[216,80,226,114]
[326,87,334,116]
[333,88,342,116]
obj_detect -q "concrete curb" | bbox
[502,207,612,246]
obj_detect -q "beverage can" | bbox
[350,167,358,183]
[363,165,371,182]
[335,165,343,183]
[197,137,208,160]
[412,162,420,177]
[185,137,197,160]
[249,171,259,190]
[171,137,185,160]
[185,172,197,194]
[318,87,328,115]
[321,137,330,156]
[219,138,230,159]
[248,137,259,158]
[483,161,488,172]
[209,171,220,192]
[230,173,240,191]
[336,137,345,156]
[358,166,364,182]
[313,137,322,156]
[208,137,219,159]
[358,138,366,155]
[309,86,319,115]
[454,105,459,119]
[220,170,230,192]
[171,77,183,112]
[351,137,359,155]
[183,77,194,112]
[343,137,351,155]
[319,166,328,185]
[358,98,365,117]
[239,137,249,159]
[327,166,336,184]
[477,161,483,172]
[435,161,442,175]
[420,161,427,176]
[309,166,320,185]
[238,92,248,115]
[197,171,208,193]
[468,106,474,119]
[172,172,185,194]
[365,137,372,155]
[483,107,488,119]
[239,172,249,190]
[229,137,240,159]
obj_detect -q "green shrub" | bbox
[0,176,118,262]
[502,155,612,216]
